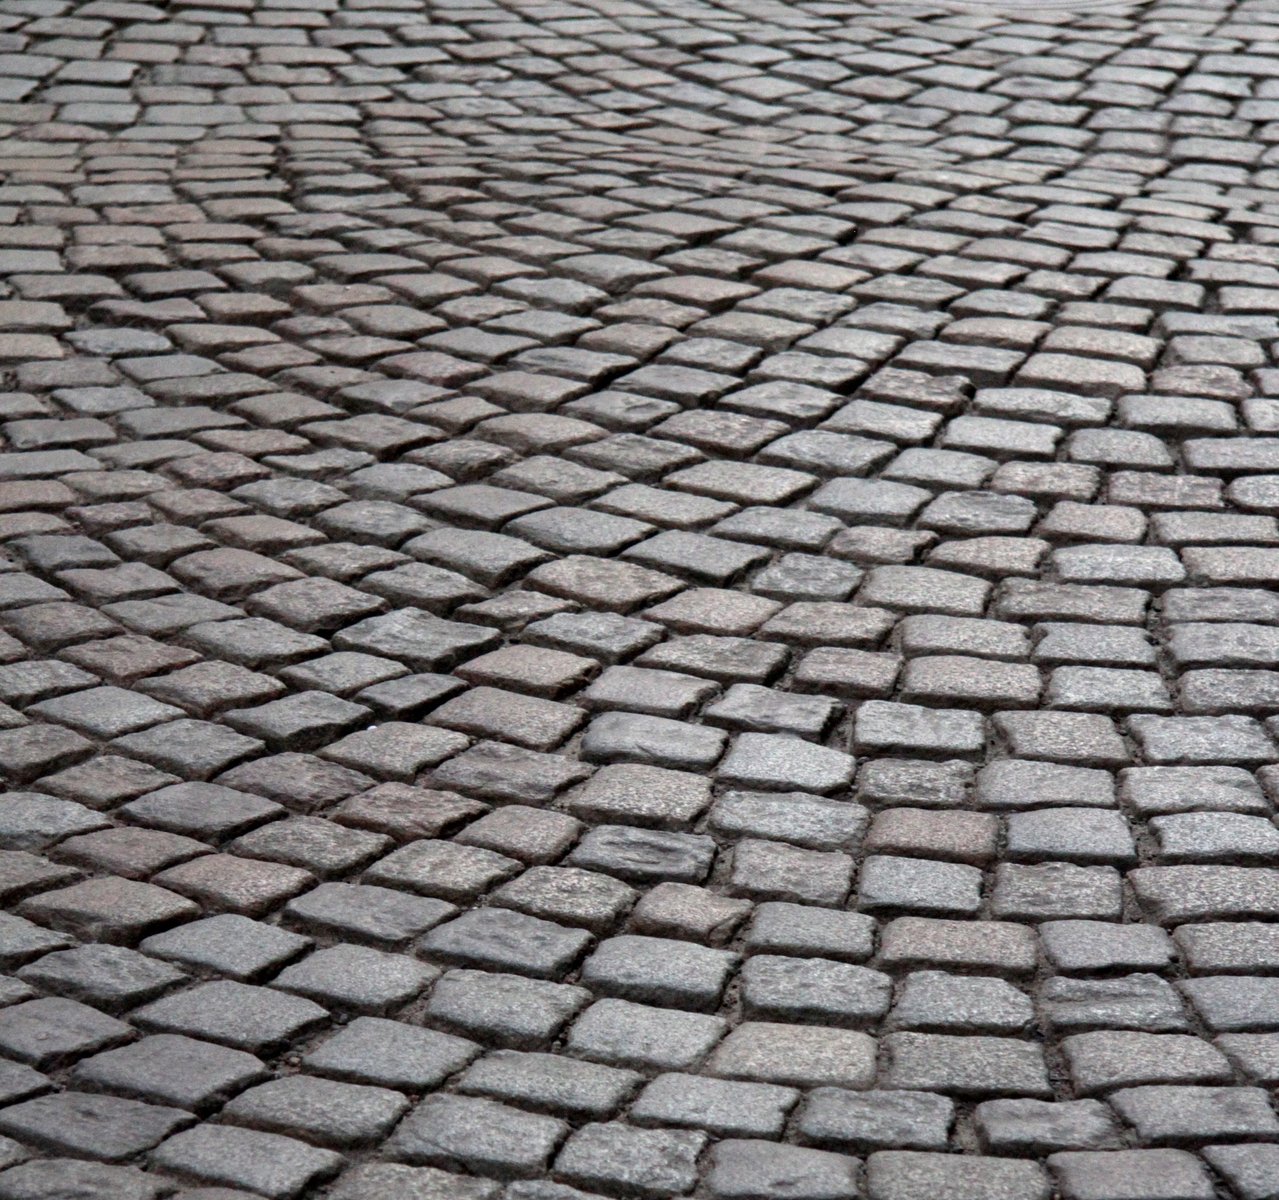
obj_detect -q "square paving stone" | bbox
[140,914,311,981]
[707,1021,876,1088]
[1150,812,1279,864]
[883,1031,1052,1097]
[974,760,1114,811]
[332,783,484,843]
[992,863,1123,921]
[880,916,1037,976]
[1129,865,1279,925]
[491,865,636,933]
[0,976,33,1007]
[151,1125,343,1199]
[272,944,436,1013]
[119,783,283,841]
[17,943,186,1010]
[568,825,716,885]
[152,854,315,917]
[71,1034,266,1113]
[709,791,867,852]
[1006,809,1136,864]
[798,1088,954,1154]
[430,741,590,805]
[0,1091,190,1163]
[0,793,107,851]
[1178,975,1279,1032]
[730,839,853,906]
[742,955,891,1028]
[566,999,727,1071]
[420,909,592,979]
[51,827,207,879]
[0,1059,50,1108]
[334,609,500,671]
[554,1123,705,1200]
[224,693,372,752]
[449,648,599,709]
[631,1073,798,1138]
[629,881,749,944]
[744,904,876,962]
[718,732,855,794]
[859,566,990,616]
[567,763,711,831]
[854,701,985,759]
[1203,1144,1279,1200]
[1047,1149,1214,1200]
[0,1131,25,1173]
[0,726,95,787]
[1130,716,1276,768]
[579,711,726,771]
[455,806,582,864]
[303,1016,480,1090]
[994,712,1129,767]
[524,550,685,608]
[580,665,716,720]
[113,720,264,779]
[865,808,998,866]
[1043,975,1189,1035]
[891,971,1033,1035]
[228,817,390,878]
[457,1049,640,1121]
[704,684,839,739]
[133,981,328,1053]
[363,839,520,902]
[857,855,983,917]
[284,882,456,946]
[526,611,663,664]
[1212,1023,1279,1079]
[432,686,584,751]
[0,997,132,1069]
[386,1093,567,1178]
[141,661,285,718]
[29,687,183,739]
[17,877,198,944]
[37,756,180,813]
[1062,1031,1232,1094]
[0,662,97,710]
[324,722,469,782]
[975,1099,1121,1155]
[636,635,787,686]
[1174,922,1279,974]
[0,912,72,969]
[327,1163,500,1200]
[224,1075,408,1148]
[1039,921,1176,973]
[0,1161,166,1200]
[426,968,591,1049]
[281,652,409,699]
[706,1139,858,1200]
[1109,1084,1279,1143]
[866,1151,1050,1200]
[580,935,735,1011]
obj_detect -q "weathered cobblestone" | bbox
[1,0,1279,1191]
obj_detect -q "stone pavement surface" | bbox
[4,0,1279,1195]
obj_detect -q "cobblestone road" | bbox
[4,0,1279,1196]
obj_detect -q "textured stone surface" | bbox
[0,1,1275,1189]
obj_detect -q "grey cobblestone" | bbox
[0,0,1277,1188]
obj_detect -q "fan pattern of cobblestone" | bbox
[5,0,1279,1196]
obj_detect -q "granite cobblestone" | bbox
[0,0,1277,1193]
